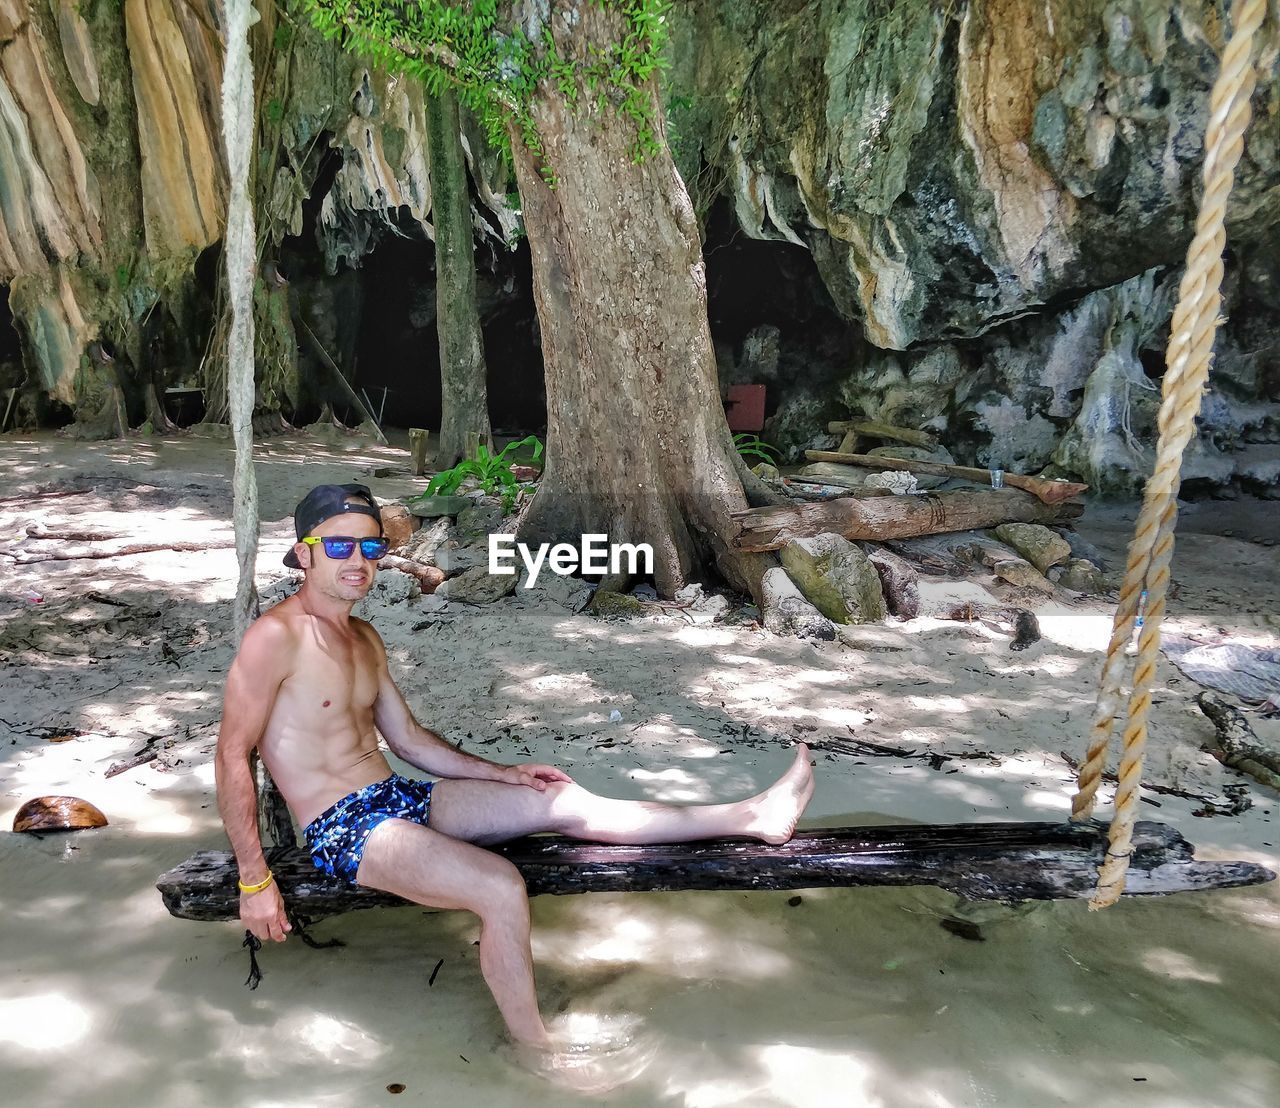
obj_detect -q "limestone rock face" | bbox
[671,0,1278,351]
[669,1,1280,493]
[780,533,887,624]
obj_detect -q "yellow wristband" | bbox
[238,871,275,894]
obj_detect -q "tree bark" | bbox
[425,86,490,469]
[732,488,1084,552]
[508,2,768,600]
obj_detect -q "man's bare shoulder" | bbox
[349,615,388,654]
[233,601,301,672]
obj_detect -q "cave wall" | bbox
[0,0,1276,492]
[0,0,518,433]
[667,0,1280,491]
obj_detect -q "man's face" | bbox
[295,512,381,602]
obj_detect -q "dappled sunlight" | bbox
[1141,948,1223,984]
[629,765,718,803]
[535,899,793,983]
[0,992,92,1052]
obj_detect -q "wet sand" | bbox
[1,431,1278,1106]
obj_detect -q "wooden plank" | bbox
[826,421,938,449]
[155,821,1274,923]
[731,488,1083,552]
[805,451,1088,504]
[408,428,429,476]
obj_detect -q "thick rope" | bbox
[222,0,260,644]
[1070,0,1266,909]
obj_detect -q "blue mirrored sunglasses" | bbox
[301,535,389,560]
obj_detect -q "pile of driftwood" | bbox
[736,420,1099,646]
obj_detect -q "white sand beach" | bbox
[2,431,1278,1106]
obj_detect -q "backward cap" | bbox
[283,483,383,568]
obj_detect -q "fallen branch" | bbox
[381,554,445,593]
[25,524,116,542]
[105,749,159,778]
[826,421,938,449]
[731,488,1082,552]
[1196,693,1280,790]
[0,489,91,505]
[805,451,1088,504]
[7,541,234,564]
[938,602,1041,651]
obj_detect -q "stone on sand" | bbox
[992,523,1071,574]
[780,533,887,624]
[761,567,836,640]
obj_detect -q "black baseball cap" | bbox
[283,484,383,568]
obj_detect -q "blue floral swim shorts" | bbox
[303,774,435,885]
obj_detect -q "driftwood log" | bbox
[731,488,1083,552]
[804,451,1088,504]
[1196,693,1280,790]
[826,421,938,449]
[156,821,1272,923]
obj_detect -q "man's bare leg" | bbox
[354,819,550,1046]
[429,744,814,848]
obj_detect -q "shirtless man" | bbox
[215,483,815,1047]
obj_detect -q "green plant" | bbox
[416,435,544,512]
[299,0,673,182]
[733,433,780,465]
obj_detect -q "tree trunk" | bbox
[425,87,490,469]
[508,2,768,600]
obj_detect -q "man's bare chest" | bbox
[280,630,380,719]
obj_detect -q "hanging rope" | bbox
[1070,0,1267,909]
[221,0,260,644]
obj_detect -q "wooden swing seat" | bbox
[156,819,1273,923]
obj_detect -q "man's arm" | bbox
[362,623,571,790]
[214,617,294,942]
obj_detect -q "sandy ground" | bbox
[1,429,1278,1107]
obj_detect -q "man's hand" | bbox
[500,763,574,792]
[241,883,292,943]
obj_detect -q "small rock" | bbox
[455,504,504,540]
[379,503,418,551]
[760,566,836,640]
[781,533,888,623]
[588,590,646,618]
[993,523,1072,574]
[608,709,623,722]
[751,462,780,480]
[1056,558,1107,595]
[407,494,471,518]
[992,557,1054,592]
[630,583,659,601]
[434,567,516,604]
[369,570,417,604]
[517,570,593,612]
[418,593,449,614]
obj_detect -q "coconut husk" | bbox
[12,796,109,832]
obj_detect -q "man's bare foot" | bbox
[747,744,815,845]
[510,1012,655,1093]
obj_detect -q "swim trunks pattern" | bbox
[303,774,434,885]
